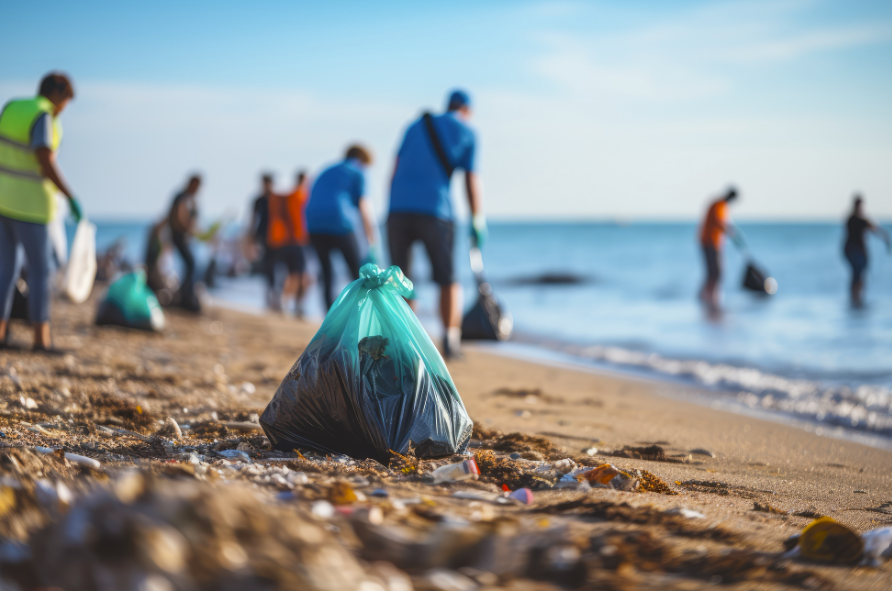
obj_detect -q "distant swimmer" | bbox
[0,72,82,352]
[698,186,738,309]
[388,89,485,359]
[305,144,378,309]
[843,194,890,308]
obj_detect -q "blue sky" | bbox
[2,0,891,221]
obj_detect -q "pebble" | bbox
[370,488,389,498]
[509,453,522,460]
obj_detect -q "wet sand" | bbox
[1,294,890,590]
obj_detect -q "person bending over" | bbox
[167,174,202,312]
[843,194,889,308]
[698,187,738,310]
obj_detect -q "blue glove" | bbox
[68,197,83,223]
[471,214,488,248]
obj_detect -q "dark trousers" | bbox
[310,232,361,309]
[172,231,199,310]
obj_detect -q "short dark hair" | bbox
[261,173,274,184]
[725,186,738,201]
[345,144,373,165]
[38,72,75,100]
[297,171,307,182]
[853,194,863,208]
[187,174,202,185]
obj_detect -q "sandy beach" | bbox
[1,295,890,590]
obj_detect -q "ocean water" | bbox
[87,220,892,443]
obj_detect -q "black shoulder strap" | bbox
[422,112,454,179]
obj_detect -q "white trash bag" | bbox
[65,220,97,303]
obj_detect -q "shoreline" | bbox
[209,287,892,452]
[475,340,892,453]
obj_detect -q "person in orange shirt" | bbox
[267,171,311,316]
[698,187,738,308]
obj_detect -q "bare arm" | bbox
[868,219,891,250]
[358,198,377,245]
[465,171,482,216]
[35,147,74,200]
[389,157,399,192]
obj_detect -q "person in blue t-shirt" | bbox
[387,89,486,359]
[306,144,378,309]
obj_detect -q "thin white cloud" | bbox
[725,25,892,63]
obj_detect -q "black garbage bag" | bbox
[261,264,473,464]
[742,261,777,295]
[462,282,513,341]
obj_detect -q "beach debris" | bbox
[217,449,252,462]
[578,464,621,485]
[753,501,786,514]
[432,458,480,484]
[28,424,52,435]
[0,477,379,591]
[62,453,102,471]
[329,482,359,505]
[33,447,102,471]
[860,526,892,566]
[221,420,263,432]
[584,446,598,456]
[689,448,715,457]
[604,444,686,463]
[155,417,182,439]
[311,500,336,519]
[418,568,477,591]
[260,264,472,464]
[796,517,863,565]
[507,487,534,505]
[350,509,584,583]
[665,507,705,519]
[631,469,677,494]
[470,427,561,459]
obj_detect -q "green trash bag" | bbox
[95,270,165,332]
[261,264,473,463]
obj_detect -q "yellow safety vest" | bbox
[0,96,62,224]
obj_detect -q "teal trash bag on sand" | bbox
[261,264,473,464]
[95,270,166,332]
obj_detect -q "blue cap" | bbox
[447,89,471,110]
